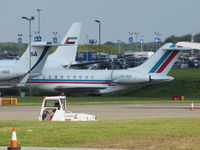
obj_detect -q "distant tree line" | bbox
[165,33,200,43]
[0,33,200,55]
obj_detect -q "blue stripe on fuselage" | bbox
[149,50,172,73]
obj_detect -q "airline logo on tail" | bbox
[149,47,180,73]
[64,37,78,44]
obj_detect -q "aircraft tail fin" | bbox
[130,43,191,75]
[45,22,81,69]
[15,42,51,77]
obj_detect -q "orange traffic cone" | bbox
[7,126,21,150]
[190,102,195,111]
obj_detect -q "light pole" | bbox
[117,40,121,54]
[154,32,161,51]
[22,16,34,96]
[140,35,144,52]
[17,34,23,56]
[158,32,161,48]
[94,20,101,60]
[53,32,58,43]
[129,32,134,51]
[58,35,62,43]
[134,32,139,51]
[191,33,195,56]
[36,9,42,37]
[191,33,195,42]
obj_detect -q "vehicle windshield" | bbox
[44,100,60,108]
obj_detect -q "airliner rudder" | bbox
[130,43,185,75]
[44,23,81,69]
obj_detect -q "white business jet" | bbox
[26,29,194,94]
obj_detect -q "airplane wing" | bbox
[32,42,77,47]
[63,61,103,68]
[0,73,30,88]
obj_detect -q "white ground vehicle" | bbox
[38,96,97,121]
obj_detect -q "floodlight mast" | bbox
[21,16,35,96]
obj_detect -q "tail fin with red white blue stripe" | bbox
[129,43,191,75]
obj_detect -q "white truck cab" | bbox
[38,96,97,121]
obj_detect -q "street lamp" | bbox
[17,34,23,56]
[36,9,42,37]
[134,32,139,51]
[191,33,195,42]
[140,35,144,52]
[53,32,58,43]
[94,20,101,60]
[22,16,35,96]
[191,33,195,56]
[129,32,134,51]
[154,32,161,50]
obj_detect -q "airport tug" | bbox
[38,96,97,121]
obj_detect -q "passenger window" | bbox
[79,76,82,79]
[43,75,45,79]
[73,76,76,79]
[55,75,58,79]
[60,75,63,79]
[49,75,51,79]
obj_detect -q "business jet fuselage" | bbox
[27,67,174,93]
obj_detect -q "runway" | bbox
[0,103,200,121]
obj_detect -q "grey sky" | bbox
[0,0,200,44]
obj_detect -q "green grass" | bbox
[16,96,200,106]
[1,119,200,149]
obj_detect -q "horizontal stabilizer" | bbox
[163,44,191,50]
[32,42,76,47]
[176,42,200,50]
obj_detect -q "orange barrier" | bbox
[0,98,18,105]
[172,96,184,101]
[190,102,195,111]
[7,126,21,150]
